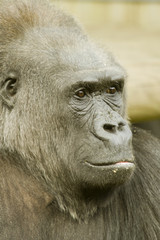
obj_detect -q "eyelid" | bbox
[75,87,86,92]
[75,88,86,94]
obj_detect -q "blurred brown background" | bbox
[51,0,160,137]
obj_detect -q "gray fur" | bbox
[0,1,159,239]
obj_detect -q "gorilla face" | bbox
[61,68,134,189]
[0,28,135,219]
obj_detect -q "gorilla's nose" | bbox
[103,122,125,133]
[92,115,132,145]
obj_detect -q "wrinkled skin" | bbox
[0,1,159,240]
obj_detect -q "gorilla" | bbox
[0,0,159,239]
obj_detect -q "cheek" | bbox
[69,97,93,117]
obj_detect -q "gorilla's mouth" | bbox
[85,161,134,168]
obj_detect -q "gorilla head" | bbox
[0,0,134,220]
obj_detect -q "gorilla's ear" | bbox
[0,71,19,108]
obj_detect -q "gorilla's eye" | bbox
[75,89,86,98]
[106,87,117,95]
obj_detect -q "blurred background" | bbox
[51,0,160,138]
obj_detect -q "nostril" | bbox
[118,122,126,131]
[103,124,116,133]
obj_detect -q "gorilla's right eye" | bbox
[75,89,86,98]
[106,87,117,95]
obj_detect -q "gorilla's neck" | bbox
[50,180,119,221]
[0,159,53,215]
[0,157,119,222]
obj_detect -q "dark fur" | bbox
[0,1,159,239]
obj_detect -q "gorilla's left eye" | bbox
[106,87,117,95]
[75,89,86,98]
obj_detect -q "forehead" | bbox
[10,28,109,67]
[7,27,126,84]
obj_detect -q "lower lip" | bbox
[114,162,134,168]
